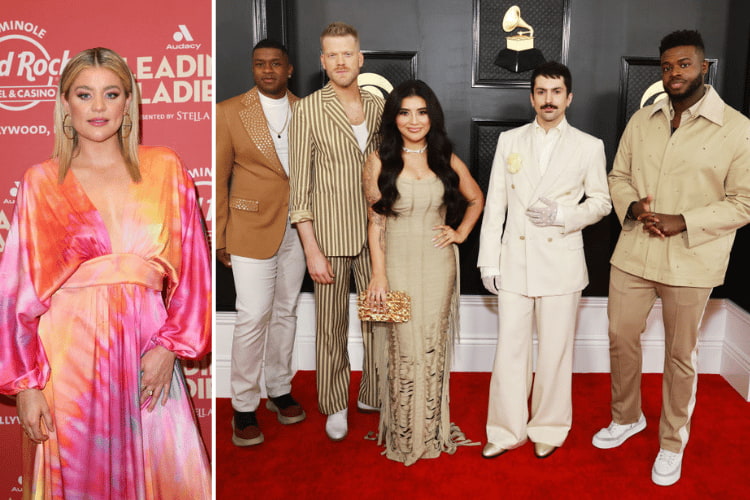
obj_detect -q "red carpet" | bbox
[216,372,749,499]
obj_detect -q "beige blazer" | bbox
[215,87,299,259]
[289,83,384,257]
[609,86,750,287]
[478,121,611,296]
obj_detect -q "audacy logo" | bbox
[7,180,20,200]
[8,475,22,495]
[0,20,70,111]
[167,25,201,50]
[173,25,193,42]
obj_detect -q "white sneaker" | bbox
[356,400,380,413]
[325,408,348,441]
[592,413,646,449]
[651,448,683,486]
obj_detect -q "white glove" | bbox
[526,197,560,227]
[482,275,500,295]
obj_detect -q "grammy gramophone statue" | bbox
[494,5,545,73]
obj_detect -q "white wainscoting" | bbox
[721,301,750,400]
[215,295,750,401]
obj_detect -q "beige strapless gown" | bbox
[378,175,460,465]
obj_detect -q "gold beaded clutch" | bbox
[357,290,411,323]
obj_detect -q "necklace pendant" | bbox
[265,104,290,140]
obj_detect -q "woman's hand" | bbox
[432,224,465,248]
[140,345,177,412]
[17,388,54,444]
[366,274,389,310]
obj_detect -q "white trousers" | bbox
[486,290,581,448]
[229,219,306,412]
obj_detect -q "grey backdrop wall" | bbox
[216,0,750,310]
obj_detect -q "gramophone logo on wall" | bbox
[494,5,545,73]
[358,73,394,99]
[472,0,570,88]
[640,80,668,108]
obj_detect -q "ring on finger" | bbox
[148,389,154,396]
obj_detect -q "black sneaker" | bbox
[265,393,306,424]
[232,410,263,446]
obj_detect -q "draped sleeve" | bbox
[149,149,211,360]
[0,169,51,395]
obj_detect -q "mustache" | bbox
[541,104,558,110]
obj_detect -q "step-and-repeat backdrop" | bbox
[0,1,212,496]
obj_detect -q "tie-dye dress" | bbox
[0,146,211,499]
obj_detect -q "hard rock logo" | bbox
[0,21,70,111]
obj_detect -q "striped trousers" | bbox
[314,247,380,414]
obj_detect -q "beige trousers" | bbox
[486,290,581,448]
[313,248,379,415]
[607,266,711,453]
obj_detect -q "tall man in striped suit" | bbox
[289,22,385,441]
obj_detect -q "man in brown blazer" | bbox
[289,22,384,441]
[216,39,306,447]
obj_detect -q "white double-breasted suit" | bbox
[478,118,610,448]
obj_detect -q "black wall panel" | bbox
[216,0,750,311]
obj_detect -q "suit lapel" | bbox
[530,124,574,201]
[239,88,287,179]
[515,124,542,207]
[321,83,359,149]
[362,91,381,150]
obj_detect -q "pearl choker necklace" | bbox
[402,145,427,154]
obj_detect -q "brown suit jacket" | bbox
[215,87,299,259]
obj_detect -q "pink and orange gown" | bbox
[0,146,211,499]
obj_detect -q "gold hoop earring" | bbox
[120,113,132,139]
[62,114,75,140]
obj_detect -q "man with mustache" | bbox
[216,39,306,447]
[593,30,750,486]
[479,61,611,460]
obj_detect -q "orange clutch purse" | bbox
[357,290,411,323]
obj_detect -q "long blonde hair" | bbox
[53,47,141,183]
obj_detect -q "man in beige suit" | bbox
[478,62,611,460]
[216,39,306,447]
[593,30,750,486]
[289,22,384,441]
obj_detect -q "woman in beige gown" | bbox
[364,80,483,465]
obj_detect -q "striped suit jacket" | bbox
[289,83,384,257]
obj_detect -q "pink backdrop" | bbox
[0,2,212,496]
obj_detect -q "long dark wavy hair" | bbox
[372,79,465,227]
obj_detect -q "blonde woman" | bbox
[0,48,211,499]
